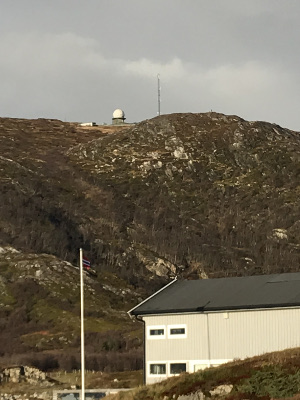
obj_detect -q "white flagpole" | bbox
[80,248,85,400]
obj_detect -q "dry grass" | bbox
[49,369,143,389]
[108,348,300,400]
[0,370,143,397]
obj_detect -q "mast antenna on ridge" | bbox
[157,73,161,116]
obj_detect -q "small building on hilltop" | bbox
[128,273,300,384]
[80,122,97,127]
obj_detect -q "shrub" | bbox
[237,366,300,398]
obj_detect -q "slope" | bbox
[1,112,300,368]
[68,112,300,279]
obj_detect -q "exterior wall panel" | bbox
[208,308,300,360]
[143,308,300,384]
[145,314,208,361]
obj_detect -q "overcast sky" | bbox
[1,1,300,130]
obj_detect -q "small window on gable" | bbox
[147,325,166,339]
[150,328,164,336]
[170,363,186,375]
[168,324,187,338]
[170,328,185,335]
[150,363,166,375]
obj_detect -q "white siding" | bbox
[208,308,300,360]
[145,314,208,361]
[144,308,300,384]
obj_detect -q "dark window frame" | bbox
[149,328,165,336]
[170,327,185,335]
[150,363,166,375]
[170,363,186,374]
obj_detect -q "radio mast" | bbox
[157,74,161,116]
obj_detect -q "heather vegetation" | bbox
[1,113,300,380]
[1,114,300,286]
[110,348,300,400]
[0,248,143,372]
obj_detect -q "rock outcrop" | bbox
[0,366,54,386]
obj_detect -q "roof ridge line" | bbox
[127,277,178,317]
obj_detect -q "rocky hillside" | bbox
[1,112,300,367]
[0,246,142,371]
[68,112,300,279]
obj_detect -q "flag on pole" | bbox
[82,257,91,270]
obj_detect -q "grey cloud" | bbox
[0,1,300,130]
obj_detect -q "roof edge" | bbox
[130,302,300,316]
[127,277,178,318]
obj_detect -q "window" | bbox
[150,364,166,375]
[168,324,187,338]
[170,363,186,374]
[170,328,185,335]
[147,325,166,339]
[150,329,164,336]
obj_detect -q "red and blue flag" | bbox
[83,257,91,270]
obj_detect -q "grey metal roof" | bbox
[129,272,300,316]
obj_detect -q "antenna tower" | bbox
[157,74,161,116]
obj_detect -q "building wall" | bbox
[143,307,300,384]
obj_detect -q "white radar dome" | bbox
[113,109,125,119]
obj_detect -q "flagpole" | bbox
[80,248,85,400]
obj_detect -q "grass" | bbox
[0,370,143,397]
[108,348,300,400]
[2,348,300,400]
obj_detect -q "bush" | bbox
[237,366,300,398]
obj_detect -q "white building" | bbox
[80,122,97,126]
[112,108,126,125]
[128,273,300,384]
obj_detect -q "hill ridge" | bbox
[1,111,300,369]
